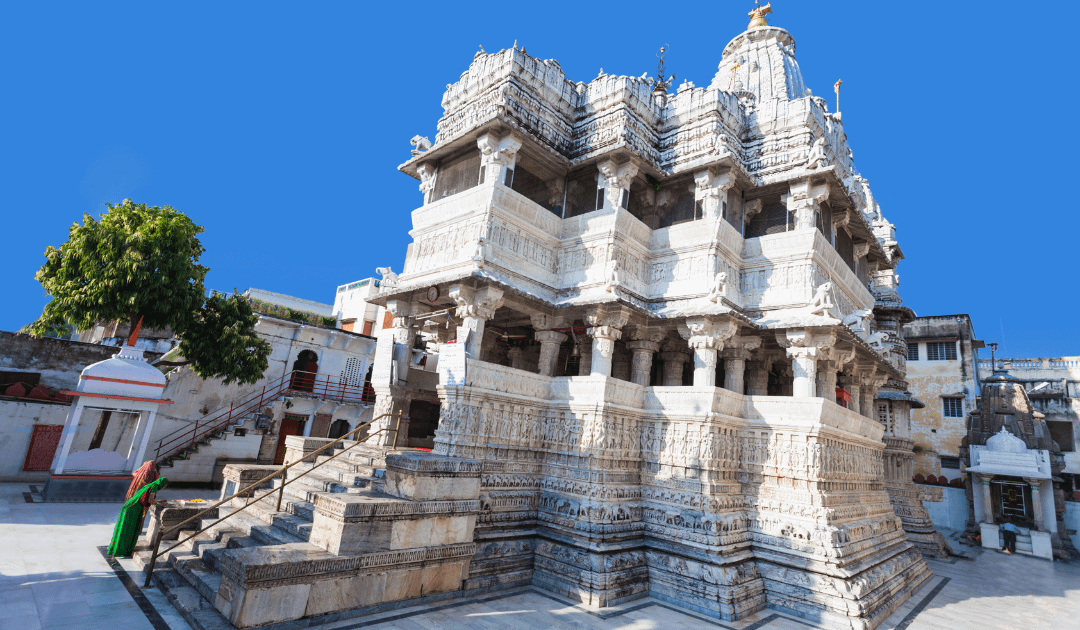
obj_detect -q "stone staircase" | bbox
[157,416,265,483]
[136,442,481,629]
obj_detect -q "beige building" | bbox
[903,315,983,479]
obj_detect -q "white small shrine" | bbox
[42,342,172,502]
[966,427,1055,559]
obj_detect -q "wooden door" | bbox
[23,424,64,471]
[273,415,305,465]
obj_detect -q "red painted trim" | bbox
[60,391,174,404]
[48,474,133,480]
[82,375,164,388]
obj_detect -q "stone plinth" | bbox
[309,493,478,555]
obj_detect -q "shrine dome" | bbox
[77,345,168,400]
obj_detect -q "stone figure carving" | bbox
[604,259,620,292]
[376,267,399,289]
[866,331,889,349]
[473,237,488,267]
[410,135,432,156]
[806,136,828,170]
[807,282,836,317]
[707,271,727,303]
[841,308,873,333]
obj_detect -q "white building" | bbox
[332,277,386,336]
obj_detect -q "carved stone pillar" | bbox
[450,285,504,360]
[660,340,689,386]
[611,346,631,381]
[839,373,860,412]
[627,340,659,386]
[1026,478,1045,531]
[585,308,629,377]
[816,359,837,399]
[722,336,761,394]
[694,167,736,220]
[777,330,836,399]
[535,330,567,376]
[477,132,522,187]
[507,347,528,371]
[745,359,768,396]
[531,314,567,377]
[385,299,418,384]
[597,160,638,212]
[679,317,738,388]
[978,474,995,524]
[784,179,830,231]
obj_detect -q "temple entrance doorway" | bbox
[991,477,1033,525]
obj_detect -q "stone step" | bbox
[150,566,234,630]
[233,495,315,541]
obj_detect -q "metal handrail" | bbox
[141,411,400,588]
[153,370,377,463]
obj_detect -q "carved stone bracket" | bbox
[597,160,639,211]
[694,167,737,220]
[449,285,504,358]
[785,179,830,231]
[477,132,523,185]
[679,317,738,387]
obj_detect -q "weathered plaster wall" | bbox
[903,316,981,477]
[919,484,968,532]
[0,331,138,391]
[0,399,70,481]
[1066,501,1080,551]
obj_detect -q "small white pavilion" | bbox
[42,337,172,502]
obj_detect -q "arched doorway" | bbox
[291,350,319,392]
[328,419,351,440]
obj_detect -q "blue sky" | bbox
[1,1,1076,357]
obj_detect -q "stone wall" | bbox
[0,399,71,481]
[434,359,930,627]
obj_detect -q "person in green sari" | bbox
[107,461,168,557]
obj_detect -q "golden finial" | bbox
[834,79,842,114]
[748,1,772,29]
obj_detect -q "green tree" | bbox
[26,199,272,385]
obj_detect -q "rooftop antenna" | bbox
[989,342,999,373]
[654,45,674,96]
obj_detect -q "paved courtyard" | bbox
[2,482,1077,630]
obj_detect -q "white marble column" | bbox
[722,337,760,394]
[450,285,505,360]
[816,359,837,399]
[839,374,860,412]
[694,168,736,220]
[690,338,720,388]
[679,317,737,388]
[584,308,629,377]
[627,340,660,386]
[745,360,768,396]
[597,160,638,211]
[507,347,528,371]
[477,132,522,186]
[535,330,567,376]
[777,330,835,399]
[979,474,995,524]
[1026,478,1045,531]
[661,349,688,386]
[784,178,830,231]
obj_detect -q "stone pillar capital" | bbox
[450,285,504,320]
[694,167,736,219]
[476,132,523,166]
[776,329,835,359]
[530,313,566,331]
[597,160,638,211]
[534,330,568,344]
[585,306,631,331]
[626,339,661,354]
[587,325,622,342]
[679,317,738,352]
[784,179,830,230]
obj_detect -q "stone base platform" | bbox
[42,473,132,502]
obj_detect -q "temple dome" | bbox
[712,26,808,101]
[986,427,1028,453]
[78,345,167,400]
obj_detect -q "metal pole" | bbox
[142,529,163,588]
[275,466,286,512]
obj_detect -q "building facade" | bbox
[333,277,387,336]
[365,8,934,627]
[903,315,982,479]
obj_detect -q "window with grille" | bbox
[341,357,365,387]
[745,200,790,238]
[907,342,919,361]
[1047,420,1075,452]
[927,341,957,361]
[940,456,960,469]
[943,397,963,417]
[432,150,481,200]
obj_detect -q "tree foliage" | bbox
[27,200,271,385]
